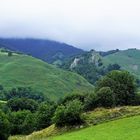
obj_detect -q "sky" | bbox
[0,0,140,51]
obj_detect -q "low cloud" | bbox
[0,0,140,50]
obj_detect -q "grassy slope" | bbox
[10,106,140,140]
[103,49,140,78]
[0,51,94,100]
[50,115,140,140]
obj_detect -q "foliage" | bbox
[9,110,36,135]
[53,100,83,126]
[5,87,45,102]
[7,98,39,112]
[95,70,137,106]
[83,93,98,111]
[59,93,86,105]
[0,110,10,140]
[36,103,56,129]
[96,87,114,107]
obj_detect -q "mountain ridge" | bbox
[0,38,84,64]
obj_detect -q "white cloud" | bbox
[0,0,140,50]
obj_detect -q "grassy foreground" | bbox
[9,106,140,140]
[49,115,140,140]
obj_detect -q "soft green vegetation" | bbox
[0,50,94,100]
[5,70,140,140]
[9,106,140,140]
[1,48,140,140]
[103,49,140,79]
[50,115,140,140]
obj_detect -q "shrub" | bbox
[53,100,83,127]
[0,110,10,140]
[96,87,115,107]
[9,110,36,135]
[36,103,56,129]
[84,94,98,111]
[95,70,137,106]
[7,98,38,112]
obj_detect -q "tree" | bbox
[0,110,10,140]
[84,94,98,111]
[59,93,86,105]
[96,87,115,107]
[36,103,56,129]
[53,100,83,127]
[7,98,38,112]
[5,87,45,102]
[95,70,137,106]
[9,110,36,135]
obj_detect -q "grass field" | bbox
[0,50,94,100]
[49,115,140,140]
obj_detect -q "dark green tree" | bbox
[7,98,38,112]
[96,87,114,107]
[9,110,36,135]
[95,70,137,106]
[36,103,56,129]
[53,100,83,127]
[0,110,10,140]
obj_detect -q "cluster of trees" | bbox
[0,70,140,140]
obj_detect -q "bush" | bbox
[95,70,137,106]
[59,93,86,105]
[53,100,83,127]
[9,110,36,135]
[5,87,45,102]
[96,87,115,107]
[7,98,39,112]
[0,110,10,140]
[84,94,98,111]
[36,103,56,129]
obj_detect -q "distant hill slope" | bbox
[0,38,84,64]
[0,49,93,100]
[60,50,121,85]
[103,49,140,79]
[61,49,140,85]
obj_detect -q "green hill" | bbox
[0,50,94,100]
[103,49,140,79]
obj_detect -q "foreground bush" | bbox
[36,103,56,129]
[9,110,36,135]
[53,100,83,127]
[0,110,10,140]
[96,87,114,107]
